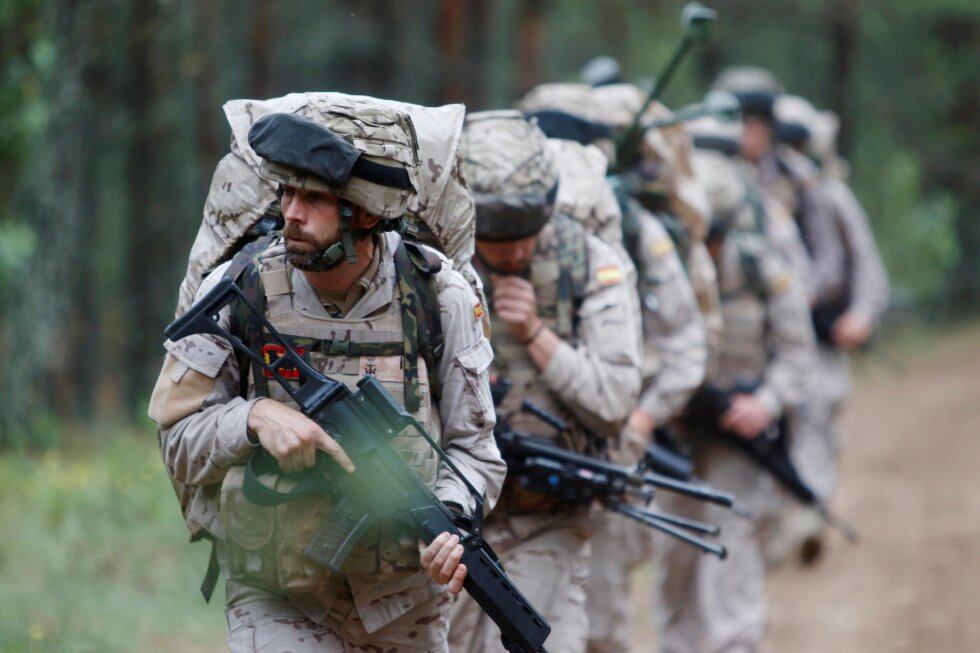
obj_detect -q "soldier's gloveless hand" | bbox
[720,393,773,440]
[247,398,356,474]
[832,311,873,351]
[490,274,543,342]
[419,532,468,595]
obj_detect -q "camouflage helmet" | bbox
[593,83,711,240]
[249,97,419,219]
[517,83,607,124]
[460,110,559,241]
[774,94,820,150]
[809,110,840,163]
[712,66,783,120]
[687,115,744,156]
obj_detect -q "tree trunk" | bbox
[437,0,468,104]
[516,0,546,96]
[249,0,273,97]
[826,0,858,156]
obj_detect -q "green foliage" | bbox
[0,221,36,300]
[0,431,225,652]
[865,152,959,308]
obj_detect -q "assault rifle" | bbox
[684,383,859,542]
[491,380,734,558]
[166,276,551,653]
[611,1,717,173]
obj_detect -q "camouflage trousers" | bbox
[449,511,592,653]
[766,346,851,565]
[585,511,656,653]
[657,445,781,653]
[224,578,452,653]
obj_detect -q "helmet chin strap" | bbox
[304,200,408,272]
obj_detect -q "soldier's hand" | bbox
[832,311,872,351]
[720,393,772,439]
[247,398,356,474]
[419,532,467,595]
[491,274,542,342]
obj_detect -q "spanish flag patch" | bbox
[474,302,485,320]
[596,265,623,286]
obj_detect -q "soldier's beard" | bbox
[283,222,339,271]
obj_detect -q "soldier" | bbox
[656,129,816,653]
[448,111,642,653]
[713,66,842,303]
[517,83,710,653]
[148,97,506,652]
[770,95,890,561]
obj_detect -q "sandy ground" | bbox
[629,325,980,652]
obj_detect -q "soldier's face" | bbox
[741,116,772,163]
[475,236,539,275]
[281,186,376,270]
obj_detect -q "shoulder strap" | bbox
[393,240,445,411]
[224,233,277,399]
[552,214,589,338]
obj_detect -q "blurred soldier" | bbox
[148,97,506,652]
[449,111,642,653]
[713,66,843,303]
[657,125,816,653]
[769,95,890,562]
[519,83,709,653]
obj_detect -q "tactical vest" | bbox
[218,234,444,594]
[485,215,594,513]
[714,231,773,391]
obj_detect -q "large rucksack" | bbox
[174,92,476,318]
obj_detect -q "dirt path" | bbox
[630,325,980,652]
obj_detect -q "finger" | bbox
[316,431,356,474]
[428,534,459,575]
[438,543,465,584]
[302,441,316,469]
[420,532,450,567]
[448,563,468,595]
[493,285,535,304]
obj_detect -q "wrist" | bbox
[517,316,544,345]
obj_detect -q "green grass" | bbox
[0,430,227,652]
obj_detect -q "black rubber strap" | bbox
[352,155,412,189]
[241,448,334,507]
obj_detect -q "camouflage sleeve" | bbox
[433,268,506,516]
[755,248,817,416]
[765,198,815,300]
[635,216,707,424]
[800,185,848,305]
[149,261,261,489]
[542,235,643,434]
[828,179,890,323]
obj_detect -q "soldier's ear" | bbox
[355,206,381,231]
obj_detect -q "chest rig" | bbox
[488,215,592,464]
[714,231,773,391]
[218,234,445,594]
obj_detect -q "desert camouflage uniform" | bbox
[149,232,503,652]
[657,153,816,653]
[149,95,504,653]
[450,111,642,653]
[450,220,642,653]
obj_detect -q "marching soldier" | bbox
[656,123,816,652]
[517,83,710,653]
[771,95,890,561]
[449,111,642,653]
[148,96,505,652]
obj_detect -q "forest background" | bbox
[0,0,977,443]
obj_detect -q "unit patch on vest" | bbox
[359,355,404,382]
[595,265,624,286]
[262,343,307,380]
